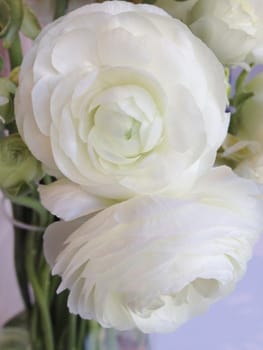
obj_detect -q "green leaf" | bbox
[21,3,41,40]
[3,311,28,328]
[8,34,23,68]
[2,0,24,49]
[0,0,11,38]
[235,69,248,93]
[234,91,254,109]
[229,91,255,135]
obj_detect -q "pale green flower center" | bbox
[88,85,164,167]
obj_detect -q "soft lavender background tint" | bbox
[150,237,263,350]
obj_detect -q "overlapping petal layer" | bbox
[44,167,263,333]
[15,1,228,203]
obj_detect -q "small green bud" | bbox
[0,77,16,124]
[21,3,41,40]
[0,134,43,195]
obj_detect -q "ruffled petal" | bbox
[44,217,86,268]
[39,178,114,220]
[43,167,263,333]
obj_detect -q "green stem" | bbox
[77,319,87,350]
[8,194,48,226]
[48,275,60,306]
[54,0,69,19]
[26,229,54,350]
[58,326,68,350]
[3,0,23,48]
[31,304,42,350]
[68,314,77,350]
[88,321,101,350]
[53,290,71,350]
[12,204,32,312]
[8,34,23,69]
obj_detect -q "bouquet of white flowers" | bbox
[0,0,263,349]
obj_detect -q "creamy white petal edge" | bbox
[44,167,263,333]
[38,179,115,220]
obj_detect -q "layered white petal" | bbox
[187,0,263,65]
[44,167,263,333]
[155,0,263,65]
[44,217,87,267]
[15,1,228,200]
[39,179,114,220]
[190,16,256,65]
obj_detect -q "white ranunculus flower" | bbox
[15,1,228,218]
[185,0,263,65]
[43,167,263,333]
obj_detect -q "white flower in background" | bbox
[154,0,198,22]
[44,167,263,333]
[181,0,263,65]
[15,1,228,219]
[252,43,263,64]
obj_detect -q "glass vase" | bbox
[0,323,150,350]
[86,327,150,350]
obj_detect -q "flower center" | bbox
[88,85,164,166]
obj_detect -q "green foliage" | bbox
[0,0,41,54]
[0,77,16,124]
[0,0,23,48]
[229,69,255,135]
[0,134,43,196]
[21,2,41,40]
[0,0,11,38]
[143,0,156,3]
[54,0,69,19]
[233,91,254,110]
